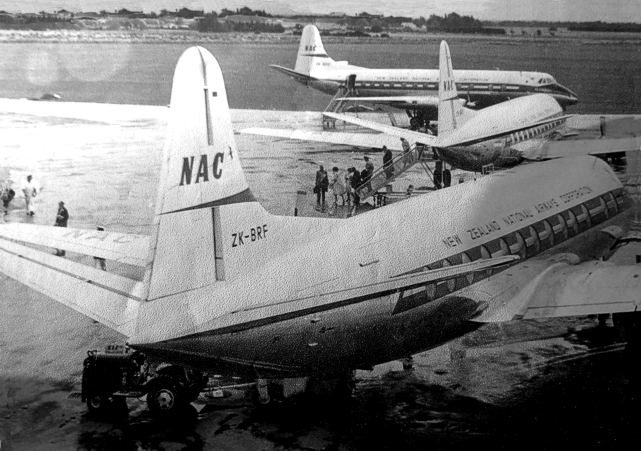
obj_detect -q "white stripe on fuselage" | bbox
[130,156,623,345]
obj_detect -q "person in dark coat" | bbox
[383,146,394,179]
[54,201,69,256]
[314,165,329,211]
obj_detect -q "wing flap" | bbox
[522,136,641,160]
[241,127,404,150]
[0,238,142,336]
[0,223,149,266]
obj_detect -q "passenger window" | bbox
[491,238,510,258]
[543,220,555,246]
[461,252,474,284]
[580,204,593,227]
[441,260,456,291]
[556,214,569,240]
[528,226,541,253]
[565,209,580,235]
[604,192,618,214]
[425,282,436,301]
[512,232,527,258]
[600,196,609,218]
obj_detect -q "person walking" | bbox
[54,201,69,256]
[22,175,37,216]
[350,168,362,217]
[363,156,374,192]
[329,166,345,211]
[314,165,329,212]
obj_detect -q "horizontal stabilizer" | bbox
[241,127,404,150]
[522,136,641,160]
[0,237,142,336]
[269,65,316,84]
[0,223,149,266]
[323,112,437,146]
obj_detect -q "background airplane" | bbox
[247,40,640,174]
[271,25,579,127]
[1,47,640,418]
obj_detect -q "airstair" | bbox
[354,144,432,201]
[323,75,358,130]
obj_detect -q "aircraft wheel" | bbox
[147,377,183,416]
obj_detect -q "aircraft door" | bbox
[346,74,357,92]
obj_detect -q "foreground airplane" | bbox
[1,47,640,416]
[272,25,578,125]
[250,40,639,173]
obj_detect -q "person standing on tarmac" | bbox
[22,175,38,216]
[54,201,69,256]
[314,165,329,212]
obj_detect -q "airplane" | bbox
[248,40,640,173]
[1,46,641,418]
[271,25,579,126]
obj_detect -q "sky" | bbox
[1,0,640,23]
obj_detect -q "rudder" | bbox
[294,25,334,75]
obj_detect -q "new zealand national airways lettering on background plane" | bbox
[249,40,640,173]
[1,46,641,417]
[271,24,578,126]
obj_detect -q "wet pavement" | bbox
[1,104,641,450]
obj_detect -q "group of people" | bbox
[314,156,376,216]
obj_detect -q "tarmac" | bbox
[1,103,641,450]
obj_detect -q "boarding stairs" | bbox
[323,75,359,130]
[354,144,432,201]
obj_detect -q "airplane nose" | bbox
[558,83,579,105]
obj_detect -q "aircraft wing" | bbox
[241,127,404,151]
[0,223,149,266]
[323,112,437,146]
[0,234,143,336]
[467,254,641,323]
[521,136,641,160]
[339,96,440,112]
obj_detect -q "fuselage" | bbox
[306,66,578,109]
[131,156,629,379]
[436,93,567,171]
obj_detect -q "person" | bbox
[344,169,353,208]
[406,184,415,197]
[329,167,345,210]
[401,138,411,154]
[1,179,15,214]
[383,146,394,180]
[54,201,69,256]
[350,167,362,217]
[94,226,107,271]
[22,174,37,216]
[363,156,374,191]
[314,165,329,212]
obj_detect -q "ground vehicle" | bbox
[81,345,207,416]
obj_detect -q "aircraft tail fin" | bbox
[438,40,474,134]
[294,24,334,75]
[143,46,270,301]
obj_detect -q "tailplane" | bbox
[438,40,475,134]
[143,47,270,301]
[294,24,336,75]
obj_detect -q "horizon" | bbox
[0,0,640,23]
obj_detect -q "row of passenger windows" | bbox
[407,189,624,303]
[508,120,562,145]
[353,82,523,91]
